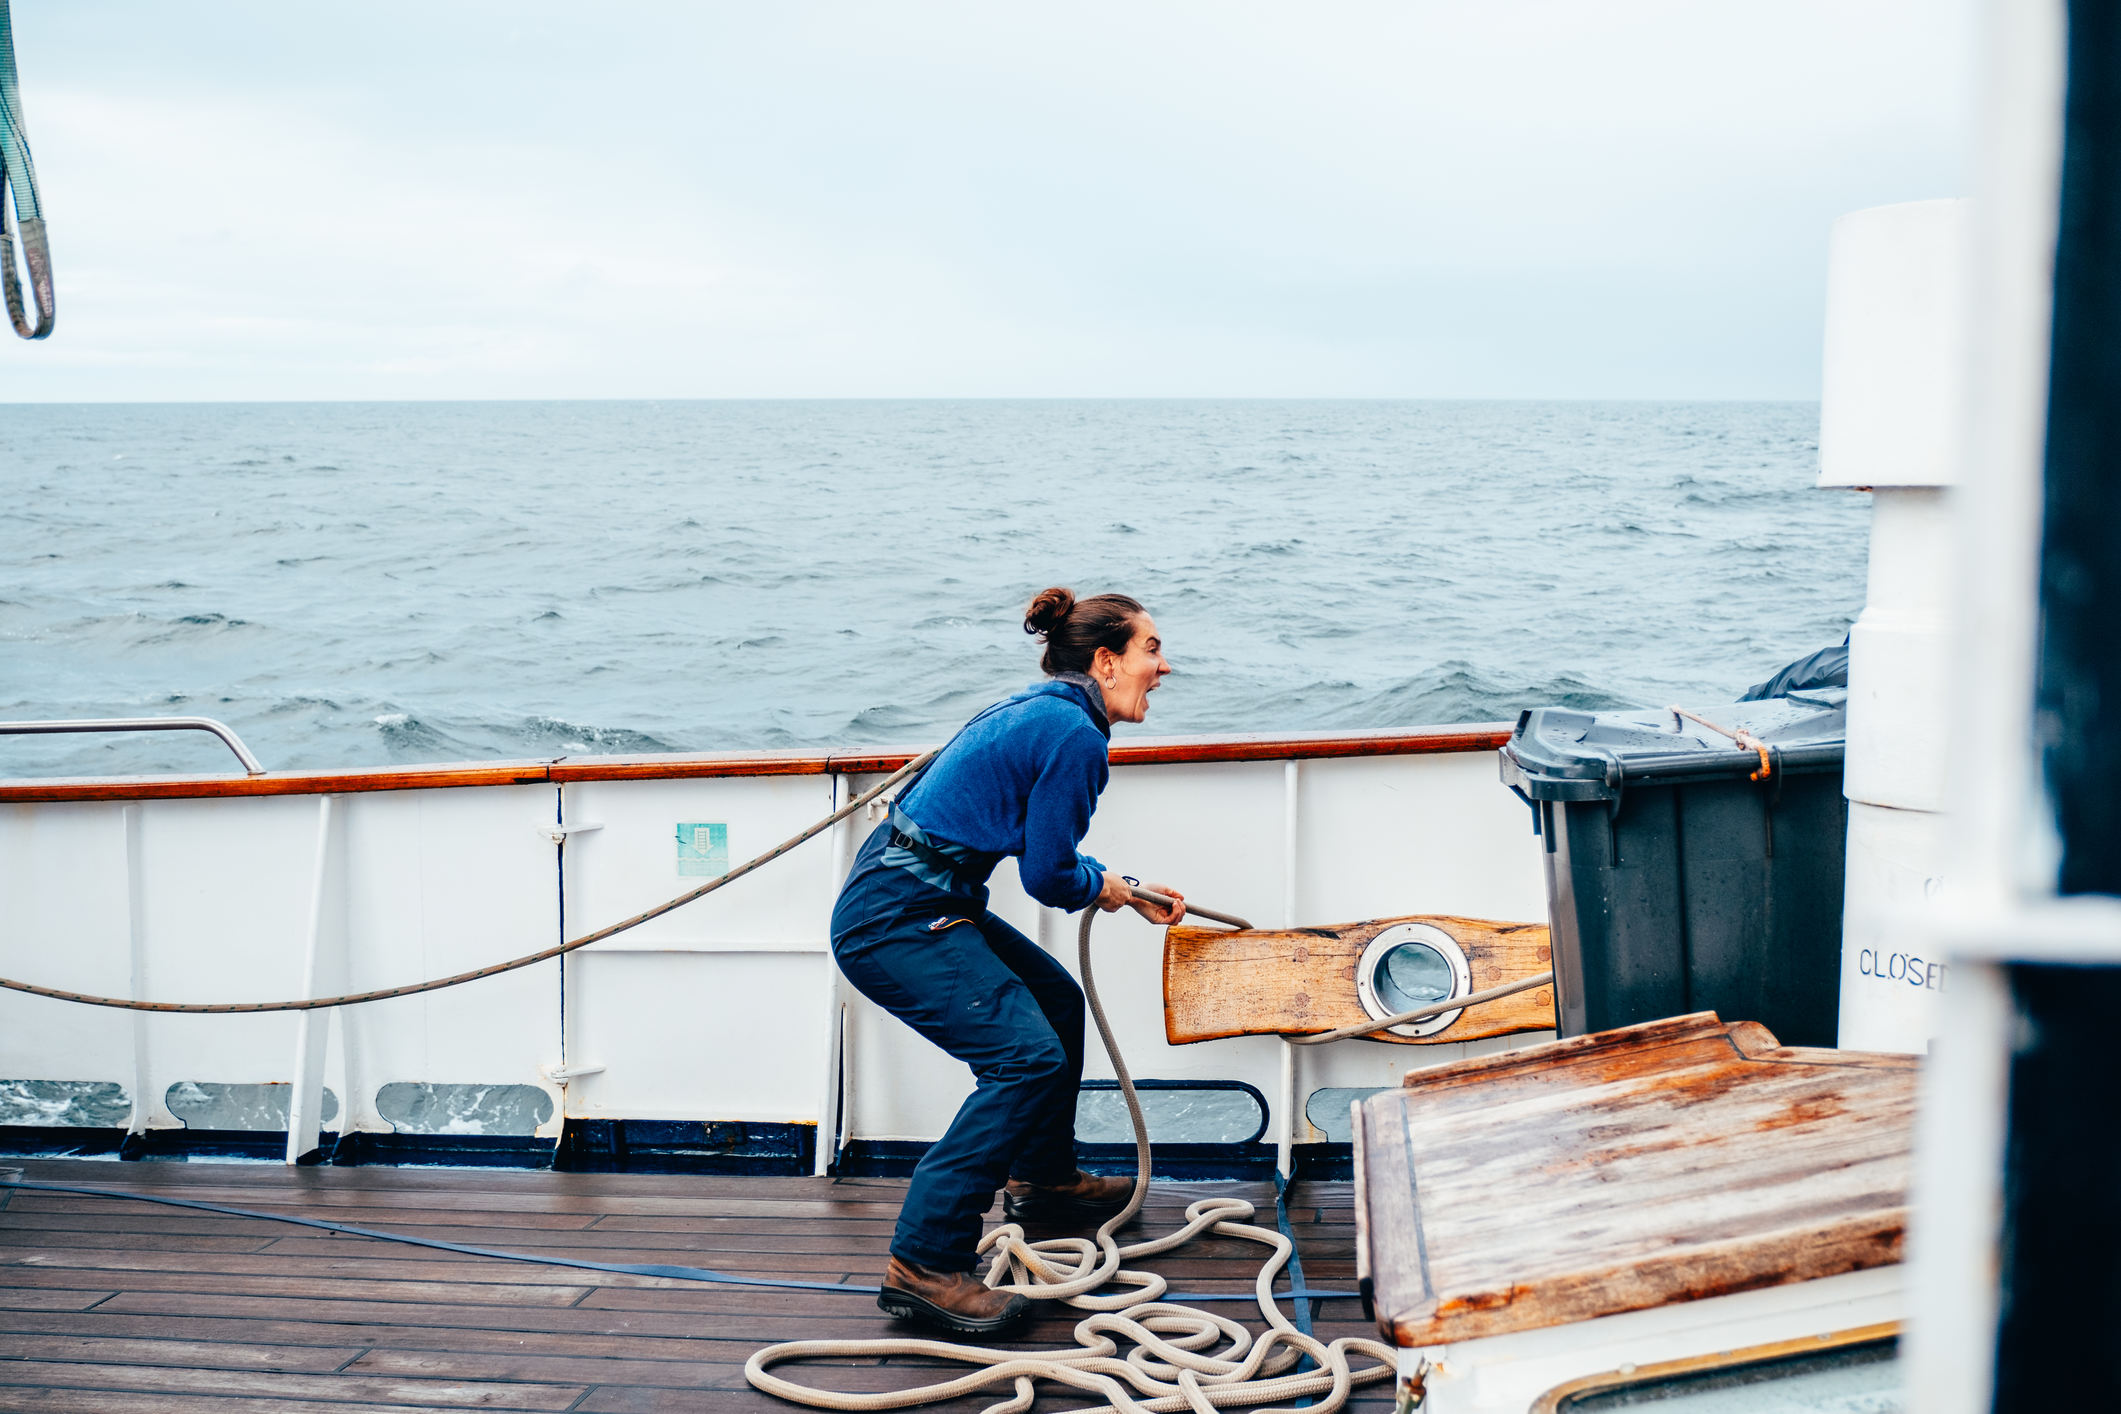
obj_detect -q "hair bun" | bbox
[1023,586,1076,638]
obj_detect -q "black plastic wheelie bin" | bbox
[1498,689,1848,1047]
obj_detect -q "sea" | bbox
[2,399,1866,778]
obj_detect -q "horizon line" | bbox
[0,393,1825,408]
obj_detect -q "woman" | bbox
[829,587,1187,1335]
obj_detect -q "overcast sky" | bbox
[0,1,1973,402]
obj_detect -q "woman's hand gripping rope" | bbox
[742,906,1402,1414]
[1098,871,1187,926]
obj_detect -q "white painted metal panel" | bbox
[560,776,842,950]
[563,951,829,1122]
[1297,753,1547,924]
[558,775,844,1120]
[0,801,137,1103]
[126,796,320,1130]
[333,785,562,1135]
[1070,760,1287,1094]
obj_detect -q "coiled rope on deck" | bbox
[0,750,937,1013]
[741,905,1405,1414]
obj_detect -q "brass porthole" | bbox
[1528,1321,1902,1412]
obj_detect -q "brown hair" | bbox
[1023,587,1145,677]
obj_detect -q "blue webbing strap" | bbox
[0,0,37,221]
[0,0,54,339]
[0,1178,1360,1304]
[1273,1173,1319,1407]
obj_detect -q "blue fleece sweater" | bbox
[892,676,1111,911]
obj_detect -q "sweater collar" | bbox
[1045,671,1111,738]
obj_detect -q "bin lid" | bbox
[1499,694,1845,802]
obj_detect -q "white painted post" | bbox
[1819,199,1969,1054]
[814,774,853,1176]
[122,804,153,1142]
[1277,760,1301,1179]
[286,796,342,1164]
[1905,3,2069,1408]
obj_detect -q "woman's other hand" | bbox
[1127,883,1186,926]
[1096,870,1133,913]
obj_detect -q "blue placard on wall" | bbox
[675,822,729,877]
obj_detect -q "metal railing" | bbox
[0,717,267,775]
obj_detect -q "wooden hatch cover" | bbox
[1163,914,1555,1046]
[1352,1012,1916,1348]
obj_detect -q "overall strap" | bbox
[884,802,988,891]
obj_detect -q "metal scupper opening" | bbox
[1355,922,1472,1037]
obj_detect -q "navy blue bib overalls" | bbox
[829,676,1110,1272]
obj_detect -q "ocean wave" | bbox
[263,694,345,716]
[1248,663,1643,729]
[1,399,1859,775]
[516,717,680,755]
[370,711,485,761]
[55,610,273,649]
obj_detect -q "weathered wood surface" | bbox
[0,1159,1387,1412]
[1356,1012,1916,1348]
[1164,914,1555,1045]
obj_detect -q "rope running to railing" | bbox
[0,750,937,1014]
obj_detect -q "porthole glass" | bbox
[1374,942,1455,1014]
[1354,922,1472,1038]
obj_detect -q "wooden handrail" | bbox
[0,723,1515,804]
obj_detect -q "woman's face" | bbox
[1092,616,1170,724]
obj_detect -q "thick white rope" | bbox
[0,751,938,1013]
[744,907,1406,1414]
[1289,970,1555,1046]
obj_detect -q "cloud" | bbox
[0,0,1973,400]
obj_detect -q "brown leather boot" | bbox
[1001,1169,1137,1223]
[877,1256,1030,1335]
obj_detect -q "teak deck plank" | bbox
[0,1333,364,1371]
[0,1394,566,1414]
[0,1288,118,1312]
[0,1359,590,1409]
[0,1269,601,1307]
[1355,1012,1916,1349]
[0,1160,1356,1412]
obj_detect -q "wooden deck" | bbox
[0,1159,1384,1413]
